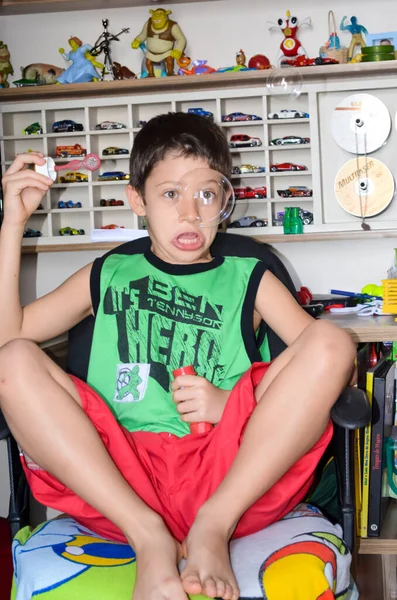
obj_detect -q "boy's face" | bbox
[127,154,225,264]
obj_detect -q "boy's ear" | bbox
[126,185,146,216]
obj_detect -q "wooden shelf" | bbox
[359,503,397,554]
[2,62,397,103]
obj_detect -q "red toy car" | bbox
[100,224,125,229]
[229,134,262,148]
[281,56,339,67]
[234,186,267,199]
[270,162,307,172]
[277,186,313,198]
[56,144,87,158]
[100,199,125,207]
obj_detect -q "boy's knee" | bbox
[0,338,39,386]
[307,320,356,370]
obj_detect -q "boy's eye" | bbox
[199,190,216,204]
[164,190,178,200]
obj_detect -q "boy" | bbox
[0,113,355,600]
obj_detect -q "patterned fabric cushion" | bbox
[12,504,358,600]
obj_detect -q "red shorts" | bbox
[22,362,333,543]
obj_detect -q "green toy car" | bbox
[59,227,85,236]
[22,122,43,135]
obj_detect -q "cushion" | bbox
[12,503,358,600]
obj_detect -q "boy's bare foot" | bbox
[128,524,187,600]
[181,515,239,600]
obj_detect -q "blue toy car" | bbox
[187,108,214,120]
[98,171,130,181]
[53,119,84,133]
[58,200,82,209]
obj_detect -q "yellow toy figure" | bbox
[0,41,13,88]
[131,8,187,77]
[57,37,103,84]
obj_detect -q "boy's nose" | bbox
[177,199,201,223]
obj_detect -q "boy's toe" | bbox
[203,576,218,598]
[181,573,202,596]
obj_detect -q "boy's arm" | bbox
[254,270,314,346]
[0,152,93,347]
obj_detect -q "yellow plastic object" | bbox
[382,279,397,313]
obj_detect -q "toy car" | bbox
[222,112,262,122]
[229,134,262,148]
[98,171,130,181]
[187,108,214,120]
[281,56,339,67]
[138,120,147,128]
[100,199,125,206]
[58,200,82,208]
[52,120,84,133]
[270,162,307,172]
[22,122,43,135]
[58,171,88,183]
[100,224,125,229]
[233,164,266,175]
[277,186,313,198]
[102,146,129,156]
[59,227,85,236]
[268,109,309,119]
[234,186,267,199]
[23,228,42,237]
[56,144,87,158]
[228,216,268,228]
[273,209,313,226]
[95,121,127,130]
[270,136,310,146]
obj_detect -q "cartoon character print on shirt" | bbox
[104,274,225,393]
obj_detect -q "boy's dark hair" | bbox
[129,112,232,196]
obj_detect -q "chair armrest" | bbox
[331,387,371,430]
[0,409,10,441]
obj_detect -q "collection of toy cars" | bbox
[270,162,307,172]
[58,171,88,183]
[232,164,266,174]
[98,171,130,181]
[228,216,268,228]
[277,186,313,197]
[102,146,129,155]
[234,186,267,199]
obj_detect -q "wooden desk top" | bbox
[320,313,397,343]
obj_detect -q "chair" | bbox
[0,233,370,599]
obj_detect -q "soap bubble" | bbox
[266,67,303,98]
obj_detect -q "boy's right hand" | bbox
[2,152,54,227]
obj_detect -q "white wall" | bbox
[1,0,397,518]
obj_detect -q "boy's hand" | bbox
[2,153,54,227]
[171,375,230,425]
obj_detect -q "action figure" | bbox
[340,16,368,61]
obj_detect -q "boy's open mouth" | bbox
[172,232,204,251]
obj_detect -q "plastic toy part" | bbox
[172,366,213,435]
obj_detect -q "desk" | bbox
[321,313,397,344]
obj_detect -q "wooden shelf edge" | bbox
[359,502,397,554]
[2,62,397,103]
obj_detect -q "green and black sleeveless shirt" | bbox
[87,247,269,437]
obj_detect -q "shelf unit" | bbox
[2,65,397,249]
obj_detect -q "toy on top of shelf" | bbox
[229,134,262,148]
[281,56,339,67]
[187,108,214,120]
[89,19,130,80]
[270,135,310,145]
[222,112,262,122]
[131,8,187,77]
[58,200,83,209]
[267,10,312,65]
[101,224,125,229]
[56,144,87,158]
[176,55,216,76]
[100,199,125,206]
[234,186,267,199]
[113,62,136,80]
[22,122,43,135]
[268,109,309,119]
[273,208,313,225]
[340,16,368,61]
[58,171,88,183]
[102,146,129,156]
[59,227,85,236]
[95,121,127,130]
[277,186,312,197]
[215,49,253,73]
[17,63,64,85]
[98,171,130,181]
[57,36,103,84]
[247,54,272,70]
[0,41,13,88]
[270,162,307,172]
[13,77,44,87]
[233,164,266,174]
[53,119,84,133]
[23,228,42,238]
[236,49,247,67]
[228,216,268,228]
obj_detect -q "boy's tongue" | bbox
[173,232,203,251]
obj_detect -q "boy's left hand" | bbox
[171,375,230,425]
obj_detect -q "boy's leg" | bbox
[0,339,187,600]
[181,320,356,600]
